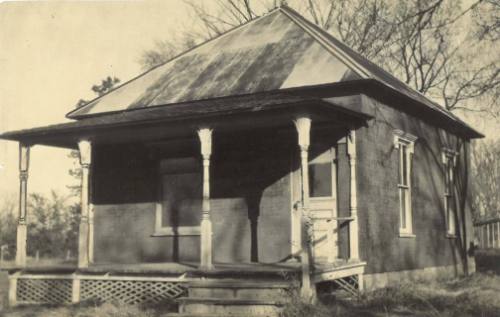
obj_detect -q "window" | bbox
[394,130,417,237]
[442,149,457,237]
[154,157,202,236]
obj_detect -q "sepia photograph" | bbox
[0,0,499,316]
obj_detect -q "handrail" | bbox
[327,217,354,222]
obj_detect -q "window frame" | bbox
[442,148,458,238]
[152,157,202,237]
[394,130,417,238]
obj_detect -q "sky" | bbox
[0,0,498,209]
[0,0,190,203]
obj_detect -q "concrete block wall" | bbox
[355,95,474,275]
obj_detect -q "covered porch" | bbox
[1,90,370,305]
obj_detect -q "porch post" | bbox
[88,204,94,263]
[78,140,92,268]
[497,222,500,248]
[484,225,488,248]
[486,224,490,248]
[294,117,314,299]
[198,128,213,270]
[16,144,30,267]
[347,129,359,260]
[479,225,483,248]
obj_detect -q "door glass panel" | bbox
[309,149,333,198]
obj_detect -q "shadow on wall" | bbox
[90,128,346,264]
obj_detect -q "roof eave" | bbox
[365,79,484,139]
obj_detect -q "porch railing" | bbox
[8,272,189,306]
[475,218,500,249]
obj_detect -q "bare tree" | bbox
[378,1,499,115]
[471,139,500,220]
[140,0,499,116]
[472,0,500,42]
[0,196,17,260]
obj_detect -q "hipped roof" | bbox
[2,5,483,141]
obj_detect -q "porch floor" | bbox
[2,260,302,276]
[2,259,366,281]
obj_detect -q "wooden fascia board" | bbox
[1,98,369,146]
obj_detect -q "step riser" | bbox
[183,303,282,315]
[189,287,287,300]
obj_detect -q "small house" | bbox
[0,5,482,315]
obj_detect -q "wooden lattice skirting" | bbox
[8,273,188,306]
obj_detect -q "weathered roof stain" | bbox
[67,8,359,118]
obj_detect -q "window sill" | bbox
[399,232,416,238]
[152,226,201,237]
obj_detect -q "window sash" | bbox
[445,194,455,235]
[399,187,407,229]
[444,154,456,235]
[398,141,413,234]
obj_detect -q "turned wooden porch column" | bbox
[78,140,92,268]
[16,144,30,267]
[347,129,359,260]
[198,128,214,270]
[294,117,314,299]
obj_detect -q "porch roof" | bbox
[0,85,372,148]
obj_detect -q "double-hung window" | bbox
[442,149,457,237]
[394,130,417,237]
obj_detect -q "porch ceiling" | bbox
[0,88,371,149]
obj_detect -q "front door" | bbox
[308,146,338,263]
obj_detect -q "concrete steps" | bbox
[168,278,292,317]
[178,297,284,315]
[166,313,277,317]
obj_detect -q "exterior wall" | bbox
[211,132,294,263]
[92,131,295,264]
[364,262,475,290]
[92,144,197,264]
[355,95,474,276]
[89,93,476,274]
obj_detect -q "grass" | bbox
[0,300,176,317]
[355,273,500,317]
[281,272,500,317]
[0,273,499,317]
